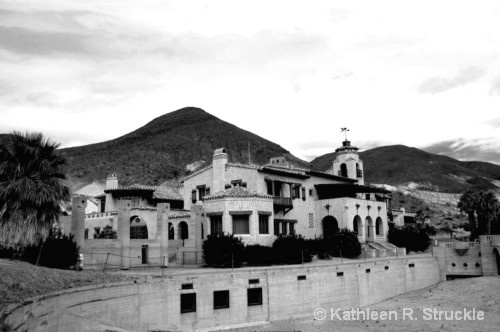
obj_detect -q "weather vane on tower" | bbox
[341,127,350,141]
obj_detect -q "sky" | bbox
[1,0,499,164]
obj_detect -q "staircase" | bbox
[362,242,402,258]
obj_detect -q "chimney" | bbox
[270,156,289,168]
[213,148,228,193]
[106,173,118,190]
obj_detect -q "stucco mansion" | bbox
[70,140,392,268]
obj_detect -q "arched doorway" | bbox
[179,221,189,243]
[322,216,338,238]
[340,163,348,177]
[494,248,500,275]
[365,216,374,242]
[376,217,383,236]
[168,222,174,240]
[130,215,148,239]
[353,215,362,237]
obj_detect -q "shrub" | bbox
[388,225,431,253]
[202,233,244,268]
[244,245,274,266]
[272,234,312,264]
[306,228,362,259]
[96,225,117,239]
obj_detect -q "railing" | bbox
[273,196,293,208]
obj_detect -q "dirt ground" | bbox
[230,277,500,332]
[0,258,139,311]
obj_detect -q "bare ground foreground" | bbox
[0,258,140,311]
[230,276,500,332]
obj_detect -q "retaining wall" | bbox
[3,255,440,332]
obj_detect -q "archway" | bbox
[494,248,500,276]
[179,221,189,241]
[376,217,383,236]
[322,216,339,238]
[168,222,174,240]
[130,215,148,239]
[365,216,374,242]
[340,163,348,177]
[353,215,362,237]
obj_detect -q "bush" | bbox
[202,233,244,268]
[272,234,312,264]
[244,245,274,266]
[96,225,117,239]
[388,225,431,253]
[306,228,361,259]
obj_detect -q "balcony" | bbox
[273,196,293,215]
[356,169,363,178]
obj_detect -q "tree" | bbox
[458,190,500,239]
[0,132,70,246]
[458,190,479,240]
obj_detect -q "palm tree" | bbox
[476,191,499,235]
[458,190,479,239]
[0,132,70,246]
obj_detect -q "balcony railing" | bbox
[273,196,293,215]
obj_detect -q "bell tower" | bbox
[331,129,364,185]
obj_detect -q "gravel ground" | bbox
[229,276,500,332]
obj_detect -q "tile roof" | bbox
[105,183,156,192]
[203,186,272,200]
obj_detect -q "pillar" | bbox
[118,199,131,270]
[192,205,205,251]
[71,195,87,251]
[157,203,170,267]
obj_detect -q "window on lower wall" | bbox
[210,215,223,235]
[247,288,262,306]
[233,215,250,234]
[84,228,89,239]
[198,186,206,201]
[181,293,196,313]
[191,190,197,203]
[259,215,269,234]
[213,290,230,309]
[274,221,280,236]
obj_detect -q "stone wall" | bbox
[3,256,440,332]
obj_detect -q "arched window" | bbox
[340,163,348,177]
[179,221,189,240]
[168,222,174,240]
[130,216,148,239]
[322,216,339,238]
[353,215,362,236]
[376,217,383,235]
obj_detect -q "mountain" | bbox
[60,107,310,187]
[310,145,500,193]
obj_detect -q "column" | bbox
[118,199,131,270]
[157,203,170,267]
[71,195,87,251]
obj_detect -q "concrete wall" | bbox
[3,256,440,332]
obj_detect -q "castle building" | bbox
[74,139,391,269]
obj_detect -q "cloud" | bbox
[490,77,500,96]
[417,66,486,94]
[486,117,500,128]
[423,138,500,165]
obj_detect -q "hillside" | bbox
[60,107,310,187]
[311,145,500,193]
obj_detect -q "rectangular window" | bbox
[247,288,263,306]
[266,181,273,195]
[289,222,295,235]
[181,293,196,313]
[259,215,269,234]
[409,263,415,268]
[249,279,259,284]
[297,275,306,281]
[84,228,89,239]
[281,222,287,235]
[141,245,148,264]
[191,190,197,203]
[210,216,223,235]
[100,198,106,212]
[274,221,280,236]
[337,272,344,277]
[291,185,300,199]
[302,187,306,201]
[385,266,389,270]
[181,283,193,290]
[233,215,249,235]
[213,290,230,309]
[198,187,206,201]
[366,269,371,273]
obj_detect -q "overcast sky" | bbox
[1,0,499,164]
